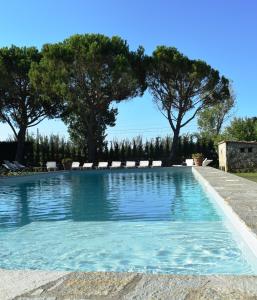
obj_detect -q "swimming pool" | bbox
[0,168,255,274]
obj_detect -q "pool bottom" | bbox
[0,220,253,274]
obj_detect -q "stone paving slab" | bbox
[0,269,69,300]
[12,272,257,300]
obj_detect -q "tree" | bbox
[223,117,257,141]
[197,87,235,138]
[0,46,63,161]
[147,46,230,162]
[32,34,147,161]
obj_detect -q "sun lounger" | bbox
[2,160,21,172]
[97,162,108,169]
[110,161,121,168]
[151,160,162,167]
[71,162,80,170]
[138,160,149,168]
[3,160,21,171]
[202,158,213,167]
[125,161,136,168]
[2,163,15,172]
[46,161,57,171]
[82,162,93,169]
[13,161,30,171]
[185,159,194,166]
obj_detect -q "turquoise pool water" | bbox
[0,168,254,274]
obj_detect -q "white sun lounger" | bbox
[202,158,213,167]
[185,159,194,166]
[151,160,162,167]
[97,162,108,169]
[46,161,57,171]
[82,162,93,169]
[71,162,80,170]
[138,160,149,168]
[125,161,136,168]
[110,161,121,168]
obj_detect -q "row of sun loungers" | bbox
[46,160,162,171]
[2,159,212,173]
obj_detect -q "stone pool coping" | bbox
[194,167,257,237]
[2,270,257,299]
[2,166,257,299]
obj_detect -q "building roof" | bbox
[218,140,257,145]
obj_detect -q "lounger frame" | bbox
[110,161,122,168]
[71,162,80,170]
[138,160,149,168]
[82,163,93,169]
[125,161,136,168]
[46,161,57,171]
[97,162,108,169]
[151,160,162,167]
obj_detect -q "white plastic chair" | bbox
[46,161,57,171]
[138,161,149,168]
[125,161,136,168]
[110,161,121,168]
[151,160,162,167]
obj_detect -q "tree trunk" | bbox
[87,133,97,162]
[15,127,27,162]
[170,128,180,164]
[87,114,97,162]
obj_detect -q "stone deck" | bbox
[195,167,257,236]
[1,167,257,299]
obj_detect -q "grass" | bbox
[235,172,257,183]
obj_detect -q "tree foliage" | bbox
[147,46,231,162]
[0,37,237,164]
[0,133,217,166]
[197,87,235,138]
[0,46,63,161]
[32,34,147,161]
[223,117,257,141]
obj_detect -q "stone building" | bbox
[218,141,257,172]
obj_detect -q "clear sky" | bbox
[0,0,256,141]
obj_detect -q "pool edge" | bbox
[193,167,257,268]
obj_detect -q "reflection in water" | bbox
[0,168,221,228]
[71,174,115,221]
[0,176,72,228]
[18,185,30,226]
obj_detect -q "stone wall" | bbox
[218,141,257,172]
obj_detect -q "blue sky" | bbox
[0,0,256,141]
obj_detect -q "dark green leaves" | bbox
[224,117,257,141]
[31,34,147,160]
[147,45,231,125]
[146,45,231,161]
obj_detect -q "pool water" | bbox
[0,168,254,274]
